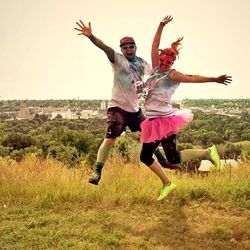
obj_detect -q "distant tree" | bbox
[241,129,250,141]
[3,146,41,162]
[241,112,250,122]
[54,114,63,119]
[224,129,234,141]
[221,143,242,161]
[2,132,36,150]
[47,144,80,166]
[112,133,140,163]
[34,113,48,122]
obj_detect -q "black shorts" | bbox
[105,107,145,139]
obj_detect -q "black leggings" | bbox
[140,134,181,166]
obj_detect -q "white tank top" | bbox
[144,69,180,118]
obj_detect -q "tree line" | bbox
[0,98,250,112]
[0,110,249,168]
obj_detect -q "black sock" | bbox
[95,162,104,174]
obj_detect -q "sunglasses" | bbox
[121,44,136,50]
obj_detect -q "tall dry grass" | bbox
[0,155,249,209]
[1,155,249,249]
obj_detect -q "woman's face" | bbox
[158,50,175,73]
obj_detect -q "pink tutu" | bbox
[140,109,193,143]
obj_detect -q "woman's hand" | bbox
[160,15,173,26]
[216,74,232,85]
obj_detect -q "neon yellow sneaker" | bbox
[157,182,177,201]
[209,145,221,171]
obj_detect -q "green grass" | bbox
[0,155,249,249]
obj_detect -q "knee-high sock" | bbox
[180,149,209,163]
[95,140,113,173]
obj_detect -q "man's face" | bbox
[158,50,174,72]
[121,44,137,61]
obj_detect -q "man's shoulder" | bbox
[114,52,127,62]
[112,52,127,67]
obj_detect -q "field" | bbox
[0,156,249,250]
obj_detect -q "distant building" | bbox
[51,109,71,119]
[18,101,29,119]
[100,100,107,110]
[80,109,99,119]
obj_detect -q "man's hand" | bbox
[75,20,92,37]
[216,74,232,85]
[160,15,173,26]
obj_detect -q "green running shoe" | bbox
[88,172,101,185]
[157,182,177,201]
[209,145,221,171]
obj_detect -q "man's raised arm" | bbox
[75,20,115,63]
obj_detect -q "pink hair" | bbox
[159,37,183,61]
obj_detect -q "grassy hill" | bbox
[0,156,249,249]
